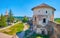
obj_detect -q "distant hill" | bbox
[14,16,24,20]
[14,16,32,20]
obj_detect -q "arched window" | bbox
[43,18,46,23]
[46,11,47,13]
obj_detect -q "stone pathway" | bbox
[0,32,12,38]
[23,23,29,31]
[16,31,25,38]
[16,23,29,38]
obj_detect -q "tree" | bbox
[0,14,7,27]
[22,16,28,23]
[8,9,14,23]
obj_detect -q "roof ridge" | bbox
[32,3,56,11]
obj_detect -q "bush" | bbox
[22,16,28,23]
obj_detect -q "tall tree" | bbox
[22,16,28,23]
[0,14,7,27]
[8,9,14,23]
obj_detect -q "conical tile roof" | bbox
[32,3,56,11]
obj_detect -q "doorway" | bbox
[42,30,45,35]
[43,18,46,23]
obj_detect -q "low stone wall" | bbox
[47,21,60,38]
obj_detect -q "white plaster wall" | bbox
[33,8,54,20]
[36,28,42,34]
[38,17,48,26]
[33,8,54,26]
[33,8,54,15]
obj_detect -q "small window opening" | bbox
[42,31,45,34]
[43,18,46,23]
[46,11,47,13]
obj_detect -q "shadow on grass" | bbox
[24,30,50,38]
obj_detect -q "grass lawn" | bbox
[55,20,60,23]
[54,18,60,23]
[0,22,24,35]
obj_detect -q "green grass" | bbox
[0,22,24,35]
[54,18,60,23]
[55,20,60,23]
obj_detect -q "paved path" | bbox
[16,23,29,38]
[26,31,33,37]
[23,23,29,31]
[0,32,12,38]
[0,32,19,38]
[16,31,25,38]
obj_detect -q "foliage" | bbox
[8,9,14,23]
[25,33,50,38]
[0,14,7,27]
[24,30,50,38]
[22,16,28,23]
[0,22,24,35]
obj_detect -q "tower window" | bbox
[43,18,46,23]
[46,11,47,13]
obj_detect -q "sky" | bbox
[0,0,60,18]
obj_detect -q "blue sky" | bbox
[0,0,60,18]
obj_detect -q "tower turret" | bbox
[31,3,56,35]
[5,9,9,18]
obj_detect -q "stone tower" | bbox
[5,9,9,18]
[31,3,56,35]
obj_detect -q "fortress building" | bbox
[31,3,56,35]
[5,9,9,18]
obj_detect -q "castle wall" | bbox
[36,28,48,35]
